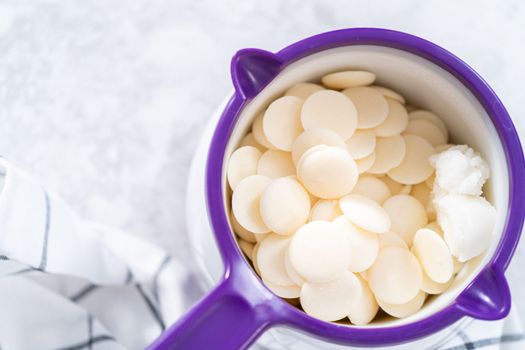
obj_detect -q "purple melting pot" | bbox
[149,28,525,350]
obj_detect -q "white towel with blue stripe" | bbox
[0,157,523,350]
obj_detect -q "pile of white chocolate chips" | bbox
[227,70,497,325]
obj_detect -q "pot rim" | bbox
[204,28,525,346]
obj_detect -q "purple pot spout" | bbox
[455,266,511,320]
[231,48,282,99]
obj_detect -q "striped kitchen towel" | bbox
[0,157,523,350]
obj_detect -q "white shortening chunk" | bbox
[430,145,490,197]
[435,194,496,262]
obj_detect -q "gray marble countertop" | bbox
[1,0,524,331]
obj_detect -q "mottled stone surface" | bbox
[0,0,524,326]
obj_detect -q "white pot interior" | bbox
[222,45,509,327]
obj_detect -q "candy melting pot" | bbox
[225,45,509,327]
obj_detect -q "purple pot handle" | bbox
[148,49,288,350]
[147,271,275,350]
